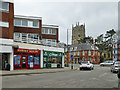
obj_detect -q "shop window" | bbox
[14,56,21,65]
[28,56,34,65]
[34,57,40,65]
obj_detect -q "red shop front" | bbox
[14,48,41,70]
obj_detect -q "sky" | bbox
[14,0,118,44]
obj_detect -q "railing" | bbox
[14,37,57,47]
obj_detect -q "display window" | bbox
[14,48,41,70]
[34,57,40,65]
[14,55,21,65]
[28,56,34,65]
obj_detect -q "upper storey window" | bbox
[14,19,39,28]
[0,2,9,12]
[42,28,56,35]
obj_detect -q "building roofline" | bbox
[1,0,14,3]
[14,15,42,20]
[42,24,59,28]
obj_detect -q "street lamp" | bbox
[66,29,72,67]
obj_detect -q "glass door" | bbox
[21,56,27,69]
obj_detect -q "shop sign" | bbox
[43,51,62,57]
[15,48,40,54]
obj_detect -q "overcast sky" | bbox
[14,0,118,44]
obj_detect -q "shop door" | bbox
[21,56,27,69]
[2,54,9,70]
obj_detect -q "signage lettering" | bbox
[44,51,62,57]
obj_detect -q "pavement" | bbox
[1,67,73,76]
[1,64,80,76]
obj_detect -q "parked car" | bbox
[79,61,94,70]
[100,60,114,66]
[111,61,120,73]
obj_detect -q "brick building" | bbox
[64,43,100,64]
[0,0,15,70]
[72,23,85,45]
[112,40,120,61]
[0,0,64,71]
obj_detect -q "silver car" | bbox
[100,60,114,66]
[111,61,120,73]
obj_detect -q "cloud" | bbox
[14,1,118,44]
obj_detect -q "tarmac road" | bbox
[2,65,118,88]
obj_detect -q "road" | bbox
[2,65,119,88]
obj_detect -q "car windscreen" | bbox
[81,61,88,64]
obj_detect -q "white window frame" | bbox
[14,19,39,28]
[42,28,56,35]
[0,2,9,12]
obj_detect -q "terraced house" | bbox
[64,43,100,64]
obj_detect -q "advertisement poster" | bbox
[28,56,34,65]
[30,62,33,69]
[14,56,21,65]
[34,57,40,65]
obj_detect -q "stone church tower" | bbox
[72,22,85,45]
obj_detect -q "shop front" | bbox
[14,48,41,70]
[43,51,63,68]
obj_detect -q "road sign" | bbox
[70,55,73,58]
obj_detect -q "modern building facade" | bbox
[0,0,64,71]
[72,23,85,45]
[41,24,59,46]
[64,43,100,64]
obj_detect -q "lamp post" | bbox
[66,29,72,67]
